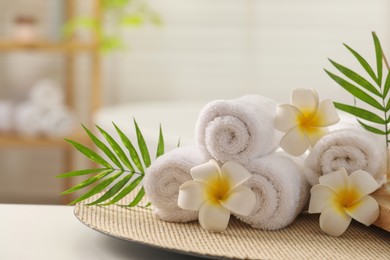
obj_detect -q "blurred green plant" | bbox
[325,32,390,146]
[57,119,165,206]
[63,0,161,53]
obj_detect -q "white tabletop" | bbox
[0,204,203,260]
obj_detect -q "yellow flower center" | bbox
[205,173,231,205]
[333,187,361,211]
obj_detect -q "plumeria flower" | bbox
[308,168,380,236]
[274,88,340,156]
[178,159,256,232]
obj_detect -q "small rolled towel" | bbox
[29,79,64,109]
[236,154,310,230]
[195,95,282,164]
[144,146,207,222]
[14,102,44,136]
[304,128,387,186]
[42,105,75,137]
[0,100,13,132]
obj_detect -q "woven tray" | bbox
[74,194,390,260]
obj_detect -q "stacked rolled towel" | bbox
[195,95,282,165]
[236,154,310,230]
[144,146,207,222]
[13,79,76,136]
[304,128,387,186]
[14,102,45,136]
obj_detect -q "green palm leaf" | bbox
[383,72,390,99]
[69,171,124,205]
[134,119,151,167]
[57,168,106,178]
[325,70,384,110]
[333,102,385,124]
[88,172,131,205]
[128,187,145,207]
[107,175,143,205]
[357,119,386,135]
[372,32,383,86]
[96,125,134,172]
[328,59,381,97]
[65,139,112,168]
[343,43,379,85]
[82,125,123,170]
[156,124,164,158]
[113,123,145,173]
[60,121,165,207]
[61,169,114,195]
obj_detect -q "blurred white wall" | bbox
[103,0,390,105]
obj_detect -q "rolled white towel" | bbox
[195,95,282,165]
[0,100,14,132]
[236,154,310,230]
[14,102,44,136]
[304,128,387,186]
[42,105,76,137]
[144,146,207,222]
[29,79,64,109]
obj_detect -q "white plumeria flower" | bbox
[308,168,380,237]
[178,159,256,232]
[274,88,340,156]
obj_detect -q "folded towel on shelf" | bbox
[144,146,207,222]
[29,79,64,109]
[14,102,44,136]
[195,95,282,165]
[42,105,75,137]
[0,100,13,132]
[235,154,310,230]
[304,128,387,186]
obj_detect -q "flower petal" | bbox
[348,170,380,198]
[191,160,220,183]
[345,196,379,226]
[320,206,352,236]
[178,181,207,211]
[291,88,319,119]
[220,186,256,216]
[220,161,252,190]
[280,126,310,156]
[274,104,303,132]
[199,202,230,232]
[304,127,328,146]
[319,168,349,192]
[308,185,335,214]
[311,99,340,127]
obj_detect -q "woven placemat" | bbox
[74,194,390,260]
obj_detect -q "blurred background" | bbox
[0,0,388,205]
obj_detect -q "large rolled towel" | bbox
[304,128,387,186]
[14,102,44,136]
[144,146,207,222]
[236,154,310,230]
[42,105,75,137]
[195,95,282,165]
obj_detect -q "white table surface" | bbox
[0,204,203,260]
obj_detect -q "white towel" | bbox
[195,95,282,165]
[14,102,45,136]
[236,154,310,230]
[304,128,387,186]
[144,146,207,222]
[42,105,76,137]
[0,100,13,132]
[29,79,64,109]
